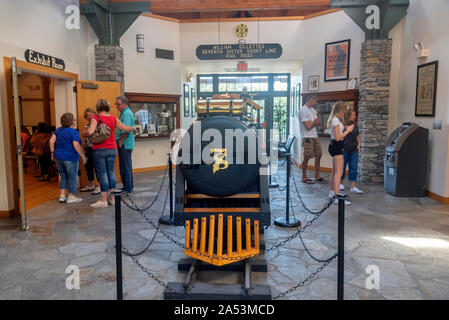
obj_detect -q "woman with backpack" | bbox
[83,99,136,208]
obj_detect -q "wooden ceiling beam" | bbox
[150,0,330,13]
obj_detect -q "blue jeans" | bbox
[55,159,79,194]
[93,148,117,192]
[341,152,358,183]
[118,146,133,193]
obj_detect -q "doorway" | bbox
[19,72,60,210]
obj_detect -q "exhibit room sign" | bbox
[24,50,65,71]
[196,43,282,60]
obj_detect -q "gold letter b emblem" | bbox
[210,148,229,174]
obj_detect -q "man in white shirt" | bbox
[298,94,324,184]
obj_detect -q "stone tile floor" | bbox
[1,167,449,300]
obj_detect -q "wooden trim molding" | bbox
[302,89,359,102]
[0,210,14,219]
[142,13,181,23]
[3,57,78,81]
[426,190,449,205]
[143,8,341,23]
[133,165,176,174]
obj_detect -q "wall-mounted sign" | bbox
[196,43,282,60]
[156,48,174,60]
[25,50,65,71]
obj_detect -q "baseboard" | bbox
[0,209,14,218]
[133,165,176,174]
[426,190,449,205]
[290,158,336,173]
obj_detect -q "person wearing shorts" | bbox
[327,102,354,205]
[298,94,325,184]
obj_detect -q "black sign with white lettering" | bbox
[156,48,174,60]
[196,43,282,60]
[24,50,65,71]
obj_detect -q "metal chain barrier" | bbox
[122,246,176,293]
[115,158,343,299]
[121,182,169,257]
[290,159,334,215]
[122,166,168,212]
[263,198,332,254]
[272,256,337,299]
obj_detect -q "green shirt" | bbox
[116,106,135,149]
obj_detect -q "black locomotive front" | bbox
[174,97,270,266]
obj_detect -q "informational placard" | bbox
[24,50,65,70]
[415,60,438,117]
[196,43,282,60]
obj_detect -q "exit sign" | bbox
[237,62,247,72]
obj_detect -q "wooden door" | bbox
[76,81,121,187]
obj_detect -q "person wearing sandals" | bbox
[80,108,101,195]
[327,102,354,206]
[298,94,325,184]
[340,108,363,194]
[49,113,87,203]
[83,99,136,208]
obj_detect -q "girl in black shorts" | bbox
[327,102,354,204]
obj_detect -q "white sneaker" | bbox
[332,198,351,206]
[90,200,108,208]
[66,195,82,204]
[329,191,335,198]
[59,194,66,203]
[340,184,345,190]
[350,187,363,194]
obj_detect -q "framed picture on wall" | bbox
[183,84,190,117]
[415,60,438,117]
[347,77,358,90]
[296,83,301,111]
[308,75,319,92]
[324,39,351,82]
[290,87,296,117]
[191,87,196,117]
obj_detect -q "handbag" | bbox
[88,115,111,145]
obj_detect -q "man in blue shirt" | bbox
[116,96,135,193]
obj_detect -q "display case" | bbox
[125,92,181,139]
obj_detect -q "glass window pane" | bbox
[273,96,288,142]
[235,77,244,92]
[253,100,265,123]
[250,76,261,91]
[274,75,288,91]
[199,76,213,92]
[259,76,268,91]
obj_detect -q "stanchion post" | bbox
[159,153,174,225]
[337,194,346,300]
[114,190,123,300]
[274,153,301,228]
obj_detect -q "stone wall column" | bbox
[358,39,392,183]
[95,45,124,94]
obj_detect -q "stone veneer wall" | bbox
[358,39,392,183]
[95,45,124,94]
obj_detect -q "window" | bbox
[273,96,288,142]
[253,100,265,123]
[274,75,288,91]
[218,76,238,92]
[199,76,213,92]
